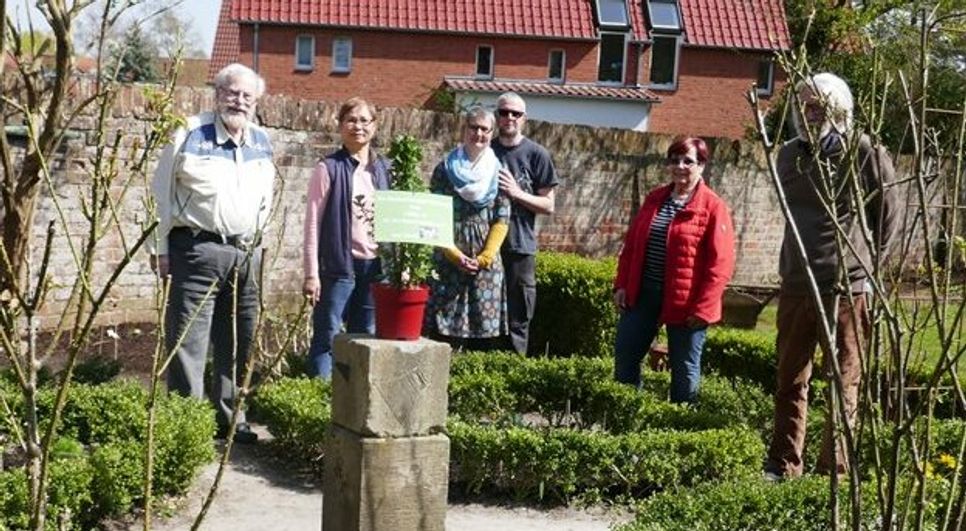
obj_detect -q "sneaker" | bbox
[763,470,784,483]
[216,422,259,444]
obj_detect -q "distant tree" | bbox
[110,23,159,82]
[777,0,965,148]
[148,6,206,59]
[74,0,205,60]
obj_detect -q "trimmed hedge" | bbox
[0,380,214,528]
[703,327,778,392]
[449,352,772,435]
[258,354,769,505]
[449,420,763,503]
[618,475,887,531]
[531,252,619,358]
[251,376,331,465]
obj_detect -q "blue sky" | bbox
[10,0,223,57]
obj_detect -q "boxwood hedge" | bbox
[448,420,763,503]
[257,353,769,505]
[251,376,331,466]
[618,475,887,531]
[531,252,618,358]
[0,380,214,528]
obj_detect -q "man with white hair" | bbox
[491,92,559,354]
[764,73,899,479]
[149,63,274,444]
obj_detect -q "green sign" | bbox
[374,191,454,247]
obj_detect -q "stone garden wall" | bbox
[23,83,931,327]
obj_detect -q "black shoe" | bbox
[216,423,259,444]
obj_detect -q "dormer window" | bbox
[647,0,682,32]
[594,0,630,29]
[598,33,627,83]
[647,0,683,90]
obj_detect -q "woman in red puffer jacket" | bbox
[612,136,735,403]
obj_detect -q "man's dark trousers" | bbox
[165,228,259,428]
[501,250,536,354]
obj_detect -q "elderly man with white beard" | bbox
[149,63,274,444]
[763,73,900,480]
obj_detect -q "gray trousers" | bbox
[165,229,260,427]
[501,251,536,354]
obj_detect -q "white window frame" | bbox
[295,34,315,71]
[756,59,774,96]
[648,35,681,90]
[597,32,628,85]
[331,37,352,73]
[548,49,566,82]
[475,45,494,79]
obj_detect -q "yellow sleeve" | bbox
[476,222,508,269]
[441,246,463,265]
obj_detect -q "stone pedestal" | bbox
[322,336,452,531]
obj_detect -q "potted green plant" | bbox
[371,134,436,339]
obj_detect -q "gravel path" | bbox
[134,424,630,531]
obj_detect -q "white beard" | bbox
[220,110,249,133]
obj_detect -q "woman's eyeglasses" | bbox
[342,117,374,127]
[466,124,492,133]
[667,156,698,167]
[497,108,524,119]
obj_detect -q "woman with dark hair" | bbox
[612,136,735,403]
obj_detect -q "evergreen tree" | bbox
[110,23,159,82]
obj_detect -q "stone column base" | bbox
[322,424,450,531]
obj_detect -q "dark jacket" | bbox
[776,134,900,294]
[318,148,392,278]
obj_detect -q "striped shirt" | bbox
[150,111,275,255]
[642,196,688,285]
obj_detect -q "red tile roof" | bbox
[209,0,791,81]
[444,77,659,102]
[679,0,790,50]
[209,0,240,80]
[229,0,649,41]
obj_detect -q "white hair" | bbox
[213,63,266,98]
[792,72,854,140]
[495,91,526,112]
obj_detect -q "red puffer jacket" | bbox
[613,180,735,325]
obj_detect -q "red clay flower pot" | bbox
[371,283,430,340]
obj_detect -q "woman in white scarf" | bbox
[423,106,511,349]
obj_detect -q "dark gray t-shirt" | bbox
[491,137,560,255]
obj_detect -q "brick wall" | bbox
[241,26,601,109]
[646,47,786,140]
[25,84,926,328]
[239,25,779,139]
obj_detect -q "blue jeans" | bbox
[307,258,380,378]
[613,285,707,403]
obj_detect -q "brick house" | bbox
[210,0,790,139]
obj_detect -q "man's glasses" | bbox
[497,108,524,119]
[668,156,698,167]
[218,87,257,103]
